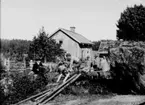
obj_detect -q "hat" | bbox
[65,53,71,57]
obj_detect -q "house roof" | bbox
[98,40,121,52]
[98,41,109,52]
[49,28,92,45]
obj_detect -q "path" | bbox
[46,95,145,105]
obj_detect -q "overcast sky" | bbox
[1,0,145,41]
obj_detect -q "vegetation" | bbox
[0,39,31,61]
[109,42,145,94]
[62,73,113,95]
[0,58,5,78]
[0,71,48,105]
[29,27,65,62]
[117,4,145,41]
[0,27,65,104]
[0,58,5,104]
[0,27,65,62]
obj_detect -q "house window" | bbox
[59,40,63,44]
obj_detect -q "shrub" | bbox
[0,56,6,104]
[109,43,145,94]
[0,85,5,104]
[1,71,46,105]
[62,74,112,95]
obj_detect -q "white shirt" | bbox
[95,57,101,69]
[100,58,110,72]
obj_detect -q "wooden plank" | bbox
[43,74,81,104]
[13,85,54,105]
[37,74,78,104]
[39,74,81,105]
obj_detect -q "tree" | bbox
[29,27,65,62]
[116,4,145,41]
[0,39,31,61]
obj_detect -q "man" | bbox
[100,56,110,77]
[29,60,33,69]
[38,61,47,85]
[81,56,92,72]
[32,61,39,74]
[56,53,80,83]
[31,61,47,84]
[100,56,110,72]
[65,53,80,71]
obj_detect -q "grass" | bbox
[1,64,55,105]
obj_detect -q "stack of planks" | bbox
[14,73,81,105]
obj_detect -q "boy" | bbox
[57,53,80,83]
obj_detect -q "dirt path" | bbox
[19,95,145,105]
[46,95,145,105]
[89,95,145,105]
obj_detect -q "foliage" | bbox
[0,85,5,104]
[0,39,31,61]
[117,4,145,41]
[0,58,5,79]
[1,70,47,105]
[0,59,5,104]
[29,27,65,62]
[62,74,112,95]
[109,43,145,94]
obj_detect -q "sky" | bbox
[1,0,145,41]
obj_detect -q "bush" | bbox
[109,43,145,94]
[0,85,5,104]
[62,74,112,95]
[1,71,46,105]
[0,56,6,104]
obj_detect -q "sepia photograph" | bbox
[1,0,145,105]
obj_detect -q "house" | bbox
[49,27,93,60]
[97,40,120,56]
[98,41,109,56]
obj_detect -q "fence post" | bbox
[6,58,10,71]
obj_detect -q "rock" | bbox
[109,42,145,94]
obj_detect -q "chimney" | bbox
[70,26,75,32]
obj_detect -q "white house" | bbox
[49,27,93,60]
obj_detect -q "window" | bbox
[59,40,63,44]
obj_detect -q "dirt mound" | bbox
[109,42,145,94]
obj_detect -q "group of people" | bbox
[93,54,110,72]
[56,53,110,83]
[56,53,80,83]
[92,54,110,78]
[30,52,111,84]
